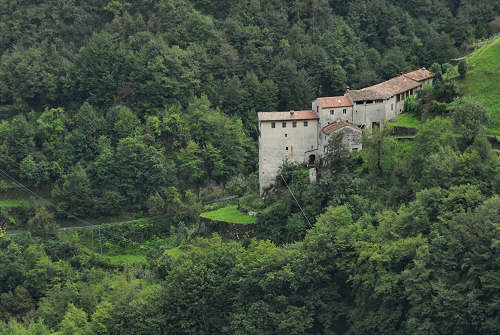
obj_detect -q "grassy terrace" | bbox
[388,113,420,128]
[460,35,500,136]
[200,205,256,224]
[0,199,27,207]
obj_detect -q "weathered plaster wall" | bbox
[259,119,319,194]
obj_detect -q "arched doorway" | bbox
[308,154,316,165]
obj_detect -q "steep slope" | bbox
[460,35,500,136]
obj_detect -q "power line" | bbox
[0,166,91,227]
[0,165,142,247]
[280,174,313,228]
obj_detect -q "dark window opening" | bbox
[330,110,334,115]
[282,122,286,128]
[356,101,363,105]
[376,99,383,103]
[366,100,373,104]
[304,121,308,127]
[316,106,319,114]
[343,109,347,114]
[308,154,316,165]
[292,121,297,128]
[285,133,287,137]
[286,147,288,151]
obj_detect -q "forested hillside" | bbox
[1,1,500,334]
[0,0,499,218]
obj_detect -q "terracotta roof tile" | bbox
[316,95,353,108]
[258,110,319,121]
[322,121,362,135]
[348,74,422,101]
[403,67,435,82]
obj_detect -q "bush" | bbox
[238,194,264,212]
[226,177,248,196]
[458,60,467,79]
[430,101,449,115]
[403,96,422,118]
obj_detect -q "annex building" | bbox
[258,68,434,194]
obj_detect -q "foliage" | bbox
[0,1,499,334]
[200,205,256,224]
[388,113,420,128]
[459,35,500,135]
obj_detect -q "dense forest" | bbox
[1,0,500,334]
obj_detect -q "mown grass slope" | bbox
[200,205,256,224]
[460,35,500,136]
[388,113,420,128]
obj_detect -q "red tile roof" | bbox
[322,121,362,135]
[403,67,435,82]
[348,75,421,101]
[258,110,319,121]
[316,95,353,108]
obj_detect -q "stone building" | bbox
[258,68,434,194]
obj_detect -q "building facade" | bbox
[258,68,434,194]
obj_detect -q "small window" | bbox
[356,101,363,105]
[352,148,358,152]
[285,133,287,137]
[391,104,393,111]
[343,109,347,114]
[330,110,334,115]
[271,122,275,128]
[304,121,308,127]
[292,121,297,128]
[366,100,373,104]
[282,122,286,128]
[286,147,289,151]
[396,94,400,102]
[376,99,383,103]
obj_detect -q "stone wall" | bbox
[200,217,255,240]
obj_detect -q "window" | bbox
[316,106,319,114]
[356,101,363,105]
[282,122,286,128]
[391,104,393,111]
[410,89,414,95]
[286,147,289,151]
[343,109,347,114]
[366,100,373,104]
[376,99,383,103]
[396,94,400,102]
[304,121,308,127]
[285,133,287,138]
[292,121,297,128]
[271,122,275,128]
[330,110,334,115]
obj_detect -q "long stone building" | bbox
[258,67,434,194]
